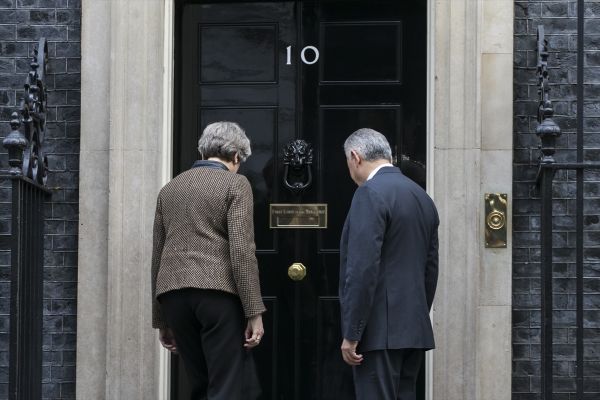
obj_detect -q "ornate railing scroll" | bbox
[536,26,561,165]
[2,37,50,400]
[3,37,48,184]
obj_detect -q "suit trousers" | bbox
[353,348,424,400]
[158,288,246,400]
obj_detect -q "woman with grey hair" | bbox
[151,121,265,400]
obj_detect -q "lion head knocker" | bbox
[282,139,313,194]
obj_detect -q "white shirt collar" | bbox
[367,163,394,181]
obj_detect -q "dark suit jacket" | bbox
[339,166,439,351]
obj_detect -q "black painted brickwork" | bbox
[514,1,600,399]
[0,0,80,399]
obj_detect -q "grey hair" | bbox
[198,121,251,162]
[343,128,392,162]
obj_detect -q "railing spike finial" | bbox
[9,111,20,131]
[2,112,26,176]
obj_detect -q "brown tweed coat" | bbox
[151,165,266,329]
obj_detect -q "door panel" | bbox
[175,1,427,399]
[199,25,279,83]
[320,22,402,83]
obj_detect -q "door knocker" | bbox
[283,139,313,194]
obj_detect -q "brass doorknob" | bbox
[288,262,307,281]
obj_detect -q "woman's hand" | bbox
[244,314,264,349]
[159,328,178,353]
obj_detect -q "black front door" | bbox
[174,1,427,399]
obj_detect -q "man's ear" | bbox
[350,150,361,165]
[233,152,240,165]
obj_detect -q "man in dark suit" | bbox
[339,128,439,400]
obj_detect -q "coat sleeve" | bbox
[227,176,266,318]
[151,196,168,329]
[425,209,439,311]
[340,186,387,342]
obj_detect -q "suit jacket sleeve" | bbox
[340,185,387,342]
[227,177,266,318]
[425,210,439,311]
[151,196,168,329]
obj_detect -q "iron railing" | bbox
[2,37,50,400]
[535,9,600,398]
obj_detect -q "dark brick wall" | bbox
[514,1,600,399]
[0,0,80,399]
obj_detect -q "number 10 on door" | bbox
[286,45,320,65]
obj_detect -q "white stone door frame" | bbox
[428,0,513,398]
[77,0,513,399]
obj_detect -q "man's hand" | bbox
[340,338,363,366]
[158,328,177,353]
[245,314,264,349]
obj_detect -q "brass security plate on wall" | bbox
[269,204,327,229]
[485,193,508,248]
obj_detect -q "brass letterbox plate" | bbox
[269,204,328,229]
[485,193,508,248]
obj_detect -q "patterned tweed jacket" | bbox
[151,162,266,329]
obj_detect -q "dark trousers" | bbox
[353,349,424,400]
[159,288,246,400]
